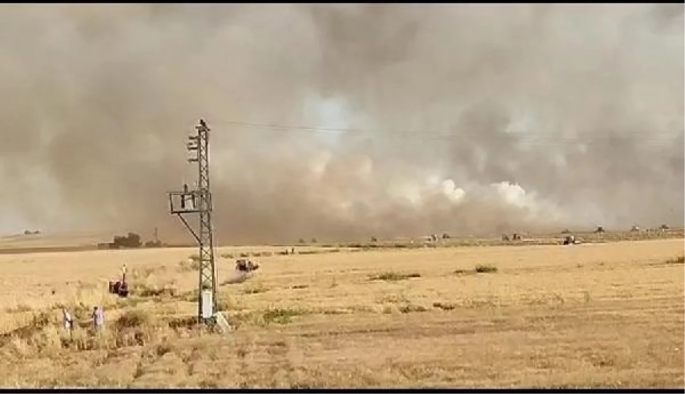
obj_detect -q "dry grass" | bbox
[368,271,421,281]
[0,235,682,388]
[475,264,498,273]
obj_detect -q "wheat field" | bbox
[0,235,682,388]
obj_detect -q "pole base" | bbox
[213,312,233,334]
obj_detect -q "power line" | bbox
[221,120,681,145]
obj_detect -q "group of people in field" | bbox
[61,264,126,333]
[61,306,105,333]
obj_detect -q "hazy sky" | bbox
[0,4,682,243]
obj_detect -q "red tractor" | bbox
[235,259,259,273]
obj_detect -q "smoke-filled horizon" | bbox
[0,4,682,244]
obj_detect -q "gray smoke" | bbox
[0,4,682,244]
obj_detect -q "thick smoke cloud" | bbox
[0,4,682,243]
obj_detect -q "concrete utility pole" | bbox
[168,119,220,326]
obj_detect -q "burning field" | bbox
[0,3,682,389]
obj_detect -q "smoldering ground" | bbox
[0,4,682,244]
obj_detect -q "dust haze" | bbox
[0,4,682,244]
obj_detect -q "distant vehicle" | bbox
[563,235,580,245]
[235,259,259,273]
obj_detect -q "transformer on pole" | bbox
[168,119,219,325]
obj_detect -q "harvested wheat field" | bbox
[0,237,683,388]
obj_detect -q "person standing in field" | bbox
[63,308,74,340]
[62,308,73,331]
[92,306,104,329]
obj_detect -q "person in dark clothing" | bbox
[181,184,189,209]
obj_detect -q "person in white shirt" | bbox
[62,308,73,331]
[92,306,104,329]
